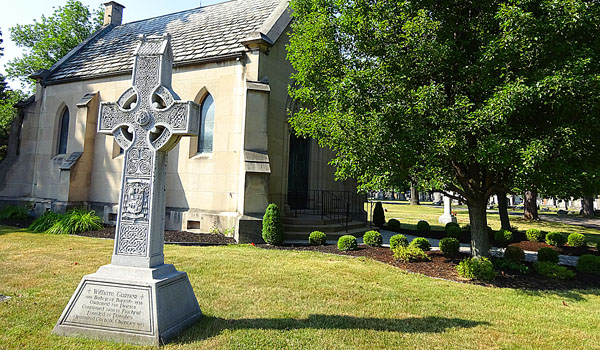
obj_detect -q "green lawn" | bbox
[369,202,600,245]
[1,228,600,349]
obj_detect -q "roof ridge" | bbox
[117,0,239,27]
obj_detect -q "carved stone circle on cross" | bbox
[53,34,203,346]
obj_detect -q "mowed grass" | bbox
[1,228,600,350]
[370,202,600,245]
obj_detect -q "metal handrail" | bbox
[272,190,367,232]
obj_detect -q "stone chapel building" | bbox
[0,0,366,242]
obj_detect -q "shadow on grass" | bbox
[173,314,489,344]
[515,288,600,301]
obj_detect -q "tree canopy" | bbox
[5,0,103,90]
[287,0,600,256]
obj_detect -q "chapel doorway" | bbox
[287,134,310,210]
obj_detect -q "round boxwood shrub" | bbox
[337,235,358,251]
[416,220,430,233]
[387,218,401,231]
[494,229,513,248]
[537,247,559,264]
[445,223,462,239]
[439,237,460,256]
[567,233,586,248]
[456,257,496,281]
[409,237,431,251]
[392,245,430,263]
[389,234,409,250]
[526,228,544,242]
[545,231,567,247]
[373,202,385,227]
[262,203,284,245]
[576,254,600,274]
[534,261,575,280]
[363,230,383,247]
[504,246,525,263]
[308,231,326,246]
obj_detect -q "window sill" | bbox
[191,152,213,160]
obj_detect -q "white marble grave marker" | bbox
[53,34,202,346]
[438,194,457,224]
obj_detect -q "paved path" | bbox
[539,214,600,230]
[287,229,580,266]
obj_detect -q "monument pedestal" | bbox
[52,264,202,346]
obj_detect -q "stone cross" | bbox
[98,34,200,268]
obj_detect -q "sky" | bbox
[0,0,227,88]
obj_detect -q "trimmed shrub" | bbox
[46,209,103,235]
[545,231,566,247]
[537,247,559,264]
[503,246,525,263]
[0,206,30,220]
[445,222,460,233]
[363,230,383,247]
[416,220,430,233]
[439,237,460,256]
[28,211,64,233]
[262,203,284,245]
[337,235,358,251]
[567,233,586,248]
[493,258,529,274]
[409,237,431,251]
[393,246,430,263]
[576,254,600,274]
[526,228,544,242]
[534,262,575,280]
[387,219,401,231]
[308,231,326,246]
[373,202,385,227]
[445,224,462,239]
[389,234,409,250]
[462,224,471,232]
[494,229,513,248]
[456,257,495,281]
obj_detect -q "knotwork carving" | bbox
[117,224,148,256]
[126,147,152,175]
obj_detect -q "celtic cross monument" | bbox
[53,34,202,346]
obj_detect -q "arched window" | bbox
[57,107,69,155]
[197,94,215,153]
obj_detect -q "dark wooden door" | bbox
[287,134,310,209]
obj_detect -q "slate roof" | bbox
[46,0,284,83]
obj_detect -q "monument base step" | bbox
[52,263,202,346]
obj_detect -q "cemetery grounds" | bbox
[1,213,600,349]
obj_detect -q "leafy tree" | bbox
[287,0,600,256]
[6,0,103,90]
[0,29,24,161]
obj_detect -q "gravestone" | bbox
[53,34,202,346]
[438,195,457,224]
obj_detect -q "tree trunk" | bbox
[582,195,595,217]
[496,191,511,231]
[468,198,491,257]
[524,190,539,220]
[410,183,420,205]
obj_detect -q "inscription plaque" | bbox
[63,282,153,334]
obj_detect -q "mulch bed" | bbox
[388,227,599,257]
[510,241,599,256]
[74,226,236,245]
[259,244,600,290]
[0,217,35,229]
